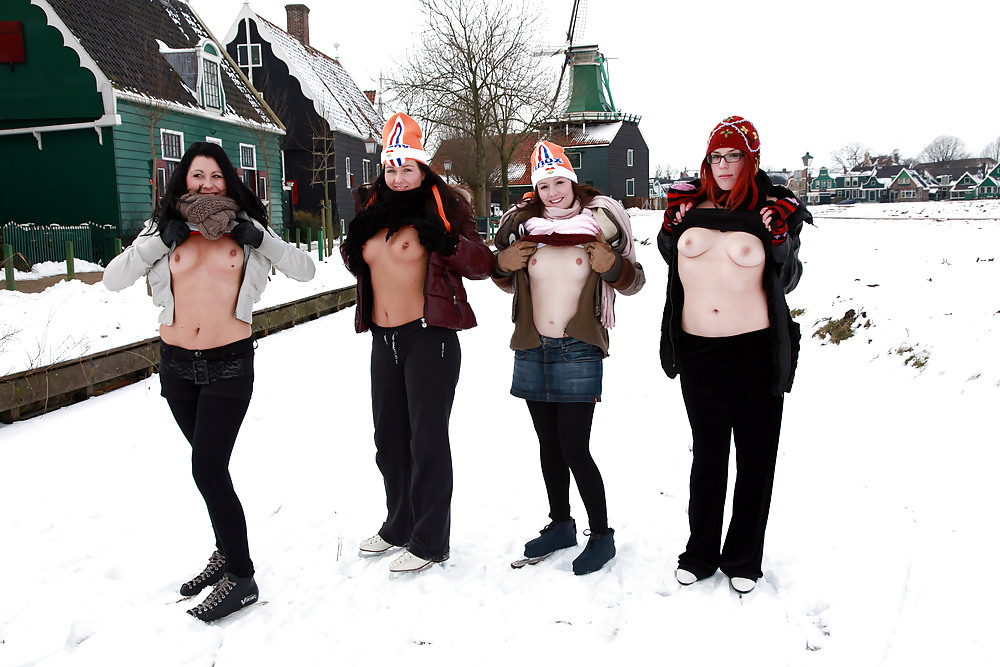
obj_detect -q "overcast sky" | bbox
[189,0,998,176]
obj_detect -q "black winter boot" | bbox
[179,550,226,597]
[524,519,577,558]
[572,528,616,575]
[187,573,259,622]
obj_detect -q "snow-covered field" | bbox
[1,202,998,666]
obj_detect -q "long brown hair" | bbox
[517,181,605,219]
[698,156,757,210]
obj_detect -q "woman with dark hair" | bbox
[341,113,494,574]
[658,116,809,594]
[103,141,315,621]
[492,141,645,576]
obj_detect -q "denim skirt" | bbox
[511,335,603,403]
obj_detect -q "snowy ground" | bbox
[1,203,998,666]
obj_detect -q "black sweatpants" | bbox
[160,338,255,578]
[526,400,608,535]
[370,320,460,562]
[677,329,783,581]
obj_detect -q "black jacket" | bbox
[657,198,808,395]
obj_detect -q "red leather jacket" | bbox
[347,210,495,333]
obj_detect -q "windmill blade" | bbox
[553,0,582,107]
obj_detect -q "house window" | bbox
[626,149,634,167]
[362,159,372,184]
[939,175,950,185]
[625,178,635,197]
[345,157,352,187]
[240,143,258,195]
[565,151,582,170]
[898,175,910,185]
[258,176,268,202]
[901,189,915,199]
[161,129,184,183]
[237,43,262,67]
[202,58,222,109]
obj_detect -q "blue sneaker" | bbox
[524,519,577,558]
[572,528,615,575]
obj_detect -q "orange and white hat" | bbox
[530,141,577,187]
[381,112,429,167]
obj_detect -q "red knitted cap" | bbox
[706,116,760,171]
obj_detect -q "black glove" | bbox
[230,220,264,248]
[160,218,190,247]
[413,217,459,256]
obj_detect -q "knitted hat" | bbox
[706,116,760,171]
[530,141,578,187]
[381,112,429,167]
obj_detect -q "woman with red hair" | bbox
[658,116,810,594]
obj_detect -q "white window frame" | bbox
[626,148,634,167]
[237,43,262,67]
[625,178,635,197]
[239,143,258,195]
[205,136,222,146]
[362,159,372,184]
[345,157,351,186]
[160,129,184,186]
[565,151,583,170]
[198,41,225,112]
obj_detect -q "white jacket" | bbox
[103,217,316,325]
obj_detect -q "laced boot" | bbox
[524,519,577,559]
[187,573,259,622]
[572,528,616,575]
[179,550,226,597]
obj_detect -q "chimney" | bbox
[286,4,310,46]
[364,90,376,105]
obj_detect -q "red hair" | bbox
[698,158,758,211]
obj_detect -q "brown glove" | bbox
[584,232,616,273]
[496,239,538,273]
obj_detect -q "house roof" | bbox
[229,7,382,140]
[41,0,279,128]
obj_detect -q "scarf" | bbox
[177,193,241,240]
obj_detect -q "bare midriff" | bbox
[526,244,590,338]
[678,212,769,337]
[160,233,251,349]
[363,227,427,327]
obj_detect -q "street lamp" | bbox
[801,151,814,202]
[443,157,453,184]
[364,133,377,155]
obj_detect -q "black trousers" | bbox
[677,329,783,581]
[526,400,608,535]
[370,320,460,561]
[160,338,255,578]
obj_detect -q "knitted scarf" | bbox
[177,194,241,240]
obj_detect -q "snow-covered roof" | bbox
[240,11,382,140]
[41,0,280,129]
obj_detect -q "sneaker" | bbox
[675,568,698,586]
[730,577,757,594]
[524,519,577,559]
[359,534,395,557]
[187,573,259,622]
[572,528,616,576]
[179,550,226,597]
[388,550,445,573]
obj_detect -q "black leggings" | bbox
[526,400,608,535]
[370,321,460,561]
[160,339,255,578]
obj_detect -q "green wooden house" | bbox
[0,0,285,254]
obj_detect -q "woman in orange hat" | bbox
[658,116,810,594]
[342,113,495,573]
[492,141,645,575]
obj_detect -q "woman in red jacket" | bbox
[342,113,495,573]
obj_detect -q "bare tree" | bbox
[243,72,289,225]
[982,136,1000,163]
[385,0,555,216]
[830,142,871,172]
[919,135,970,164]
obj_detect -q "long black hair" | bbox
[153,141,268,232]
[365,162,473,229]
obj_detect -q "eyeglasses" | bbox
[707,152,745,164]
